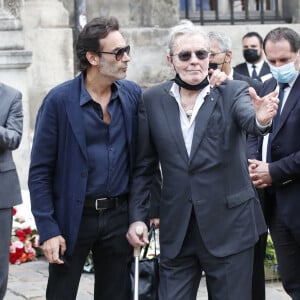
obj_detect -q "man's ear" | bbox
[86,51,99,66]
[167,55,174,66]
[225,50,233,64]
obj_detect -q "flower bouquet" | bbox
[10,207,42,264]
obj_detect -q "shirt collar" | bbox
[79,72,119,106]
[287,73,299,89]
[246,59,264,69]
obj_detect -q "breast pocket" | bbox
[205,112,225,138]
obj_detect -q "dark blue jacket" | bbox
[247,75,300,229]
[28,74,142,255]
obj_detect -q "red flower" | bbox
[10,211,41,264]
[23,227,32,235]
[9,252,19,264]
[12,207,17,216]
[15,229,26,242]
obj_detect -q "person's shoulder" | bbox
[143,81,173,96]
[214,79,249,100]
[234,72,262,92]
[50,76,78,94]
[234,62,247,70]
[0,82,22,97]
[115,80,142,109]
[223,78,249,89]
[43,76,80,104]
[116,79,141,92]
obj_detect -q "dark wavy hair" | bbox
[76,16,119,71]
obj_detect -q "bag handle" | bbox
[142,224,157,259]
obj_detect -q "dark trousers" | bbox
[0,208,12,300]
[252,188,271,300]
[46,201,132,300]
[269,204,300,300]
[159,211,254,300]
[252,232,267,300]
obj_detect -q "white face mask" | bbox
[269,52,299,83]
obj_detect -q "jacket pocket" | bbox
[0,161,16,172]
[226,186,255,208]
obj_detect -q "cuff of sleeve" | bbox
[256,118,272,129]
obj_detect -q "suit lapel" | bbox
[118,89,134,167]
[161,85,189,163]
[65,76,87,160]
[189,91,217,162]
[260,62,269,77]
[274,76,300,138]
[243,63,250,77]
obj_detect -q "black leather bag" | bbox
[130,224,159,300]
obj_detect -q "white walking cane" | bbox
[134,226,143,300]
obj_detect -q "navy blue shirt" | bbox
[80,79,129,198]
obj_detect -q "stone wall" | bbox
[20,0,74,130]
[7,0,300,189]
[122,23,300,88]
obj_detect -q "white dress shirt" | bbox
[262,75,298,162]
[246,60,264,78]
[169,83,210,156]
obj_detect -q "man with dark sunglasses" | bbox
[127,20,279,300]
[28,16,156,300]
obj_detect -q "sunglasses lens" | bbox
[116,46,130,60]
[177,50,209,61]
[196,50,209,60]
[178,51,192,61]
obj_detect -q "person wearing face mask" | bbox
[207,31,268,300]
[247,27,300,300]
[126,20,279,300]
[208,31,262,95]
[234,32,272,83]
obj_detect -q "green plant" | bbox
[264,233,280,281]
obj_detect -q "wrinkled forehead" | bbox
[173,33,209,53]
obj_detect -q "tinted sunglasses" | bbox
[98,45,130,61]
[174,49,209,61]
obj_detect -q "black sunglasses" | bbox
[98,45,130,61]
[174,49,210,61]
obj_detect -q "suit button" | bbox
[81,171,87,177]
[76,199,81,204]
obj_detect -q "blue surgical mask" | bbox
[269,52,299,83]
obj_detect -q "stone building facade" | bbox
[1,0,300,188]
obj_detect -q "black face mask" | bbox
[208,63,219,70]
[173,74,209,91]
[243,49,260,63]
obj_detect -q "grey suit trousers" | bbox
[0,208,13,300]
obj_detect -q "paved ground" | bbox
[5,257,290,300]
[8,196,290,299]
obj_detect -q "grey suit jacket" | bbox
[0,83,23,209]
[129,79,267,259]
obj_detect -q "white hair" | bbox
[167,20,210,55]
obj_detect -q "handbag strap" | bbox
[142,224,157,259]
